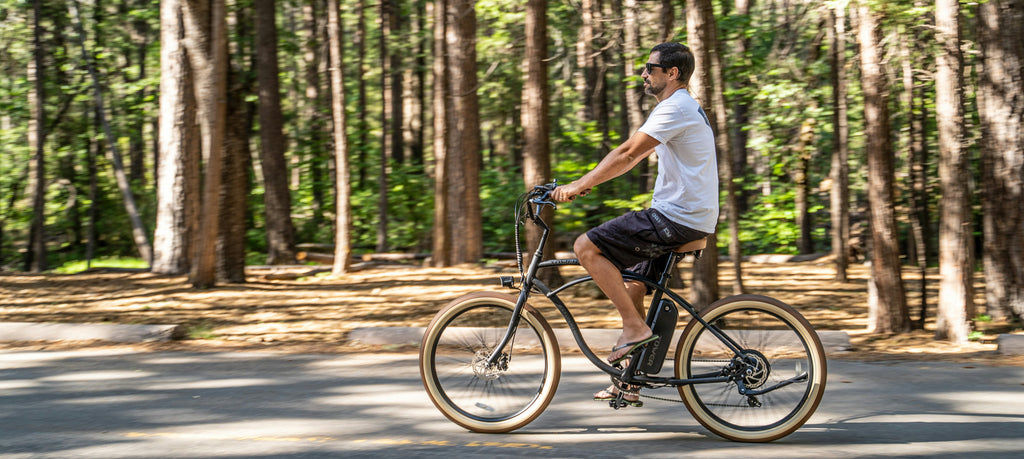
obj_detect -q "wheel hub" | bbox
[472,349,509,380]
[737,349,770,389]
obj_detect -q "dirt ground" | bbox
[1,259,1021,365]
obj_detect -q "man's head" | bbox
[648,43,695,85]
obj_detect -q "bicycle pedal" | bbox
[607,395,643,409]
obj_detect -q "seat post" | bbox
[655,251,681,288]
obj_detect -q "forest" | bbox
[0,0,1021,343]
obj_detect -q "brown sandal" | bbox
[593,385,643,407]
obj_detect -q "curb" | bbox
[347,327,856,356]
[0,322,184,343]
[997,334,1024,355]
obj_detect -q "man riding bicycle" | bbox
[551,42,720,404]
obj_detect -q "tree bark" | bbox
[326,0,353,275]
[443,0,482,265]
[356,0,370,187]
[978,0,1024,322]
[183,0,229,288]
[795,118,814,255]
[377,0,390,253]
[934,0,975,342]
[387,0,404,166]
[858,2,909,334]
[431,0,451,267]
[301,1,327,229]
[255,0,297,265]
[687,0,721,306]
[153,0,199,275]
[218,61,252,283]
[828,5,850,283]
[522,0,562,287]
[25,0,47,273]
[659,0,674,43]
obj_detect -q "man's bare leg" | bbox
[574,234,653,362]
[625,280,647,319]
[593,279,648,400]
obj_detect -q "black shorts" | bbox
[586,208,709,282]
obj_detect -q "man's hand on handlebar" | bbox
[551,182,591,203]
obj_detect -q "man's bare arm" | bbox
[552,131,661,202]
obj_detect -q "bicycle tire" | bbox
[674,294,827,442]
[419,291,561,433]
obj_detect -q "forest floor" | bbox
[1,259,1021,366]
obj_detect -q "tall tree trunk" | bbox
[218,62,251,283]
[356,0,369,187]
[622,0,654,193]
[431,0,451,267]
[659,0,674,43]
[153,0,199,275]
[25,0,47,273]
[828,5,850,283]
[934,0,975,342]
[387,0,405,166]
[327,0,353,275]
[576,0,596,125]
[86,106,98,268]
[978,0,1024,322]
[858,2,909,334]
[413,0,427,168]
[377,0,390,252]
[255,0,297,265]
[300,2,325,229]
[795,118,814,255]
[687,0,721,306]
[575,0,610,151]
[128,7,149,191]
[445,0,482,265]
[730,0,753,216]
[183,0,229,288]
[522,0,562,287]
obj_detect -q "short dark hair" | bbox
[651,43,695,84]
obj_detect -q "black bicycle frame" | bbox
[486,200,750,388]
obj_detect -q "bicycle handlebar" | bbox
[527,182,559,208]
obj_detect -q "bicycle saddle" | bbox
[674,237,707,254]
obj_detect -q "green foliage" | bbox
[184,322,219,340]
[0,0,989,274]
[479,157,525,252]
[52,257,149,274]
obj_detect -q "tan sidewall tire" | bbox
[419,291,561,433]
[674,294,827,442]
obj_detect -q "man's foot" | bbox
[593,385,642,407]
[607,332,658,364]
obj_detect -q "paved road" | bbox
[1,350,1022,458]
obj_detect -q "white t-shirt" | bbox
[637,88,720,233]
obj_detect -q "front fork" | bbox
[485,218,551,368]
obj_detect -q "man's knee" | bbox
[574,234,599,261]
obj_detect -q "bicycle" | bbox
[419,182,827,442]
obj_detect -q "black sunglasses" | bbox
[643,62,670,74]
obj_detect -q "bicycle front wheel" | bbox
[674,294,827,442]
[419,291,560,433]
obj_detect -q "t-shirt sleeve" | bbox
[638,100,701,145]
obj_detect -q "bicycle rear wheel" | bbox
[674,294,827,442]
[419,292,560,433]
